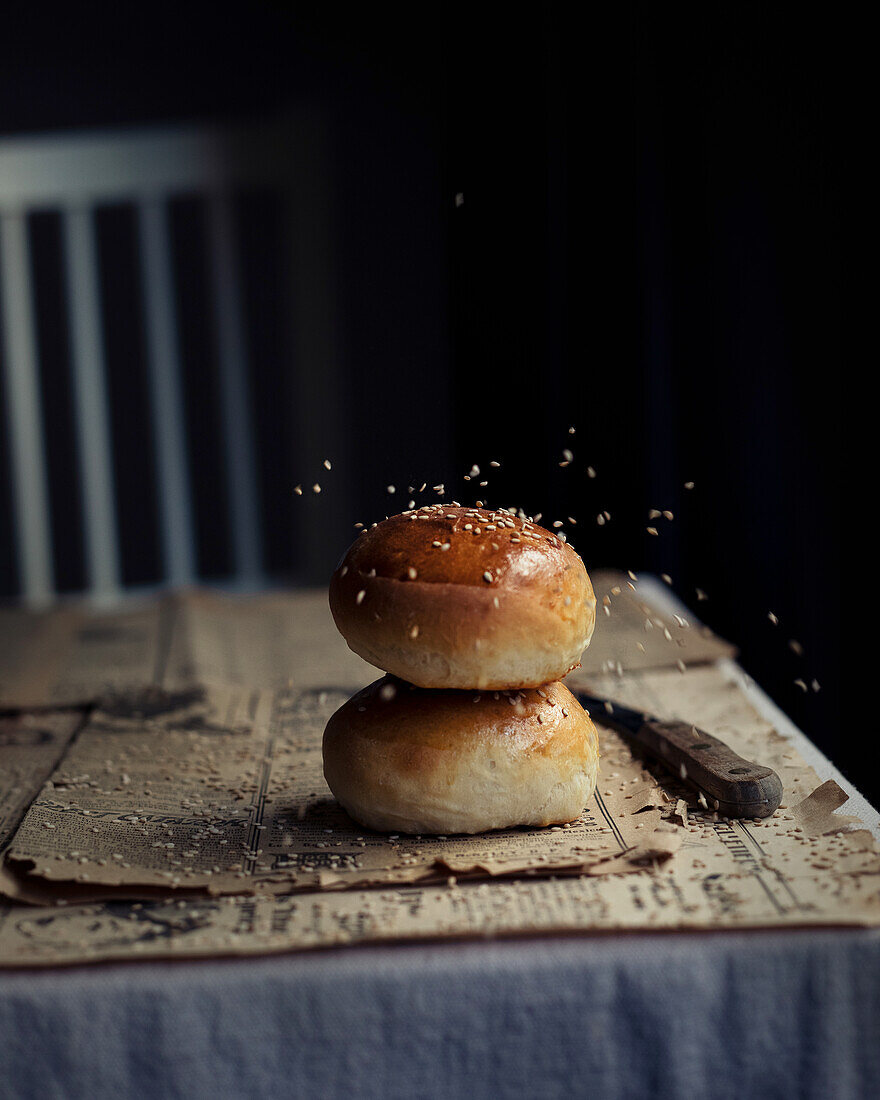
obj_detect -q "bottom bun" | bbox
[322,676,599,834]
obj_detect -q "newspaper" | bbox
[1,683,673,900]
[0,573,735,710]
[1,582,877,967]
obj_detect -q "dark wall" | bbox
[0,8,846,794]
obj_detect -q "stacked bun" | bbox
[324,504,599,834]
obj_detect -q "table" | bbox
[1,580,876,1099]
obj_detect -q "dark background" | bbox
[0,9,846,794]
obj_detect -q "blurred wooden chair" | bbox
[0,115,344,606]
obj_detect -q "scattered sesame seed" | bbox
[312,483,321,493]
[647,526,658,536]
[293,485,302,495]
[483,571,493,583]
[323,459,332,470]
[356,590,366,605]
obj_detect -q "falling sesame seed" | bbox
[684,481,695,489]
[661,573,672,585]
[379,683,397,701]
[323,459,332,470]
[490,460,500,467]
[768,612,779,625]
[587,466,596,478]
[410,624,420,639]
[407,567,418,580]
[794,678,808,692]
[568,426,575,434]
[663,510,674,520]
[552,520,563,528]
[356,590,366,605]
[789,639,804,656]
[696,588,707,600]
[597,515,605,525]
[387,485,396,493]
[649,509,662,519]
[312,483,321,493]
[294,485,303,495]
[647,526,658,536]
[483,571,493,583]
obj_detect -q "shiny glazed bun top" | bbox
[329,504,596,690]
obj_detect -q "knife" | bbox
[575,692,783,819]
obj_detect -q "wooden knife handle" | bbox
[634,718,783,818]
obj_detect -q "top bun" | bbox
[329,504,595,689]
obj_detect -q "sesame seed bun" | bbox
[329,506,596,690]
[322,677,599,834]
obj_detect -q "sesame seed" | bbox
[483,571,493,583]
[684,481,694,489]
[647,526,658,536]
[387,485,396,493]
[409,624,420,639]
[356,590,366,605]
[407,567,418,580]
[323,459,332,470]
[293,485,303,495]
[312,483,321,493]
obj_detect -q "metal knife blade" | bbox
[576,691,783,819]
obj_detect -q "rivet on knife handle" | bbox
[635,718,783,818]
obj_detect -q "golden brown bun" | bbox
[322,677,599,834]
[329,505,596,689]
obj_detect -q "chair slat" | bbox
[0,211,54,605]
[138,198,196,588]
[62,206,121,602]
